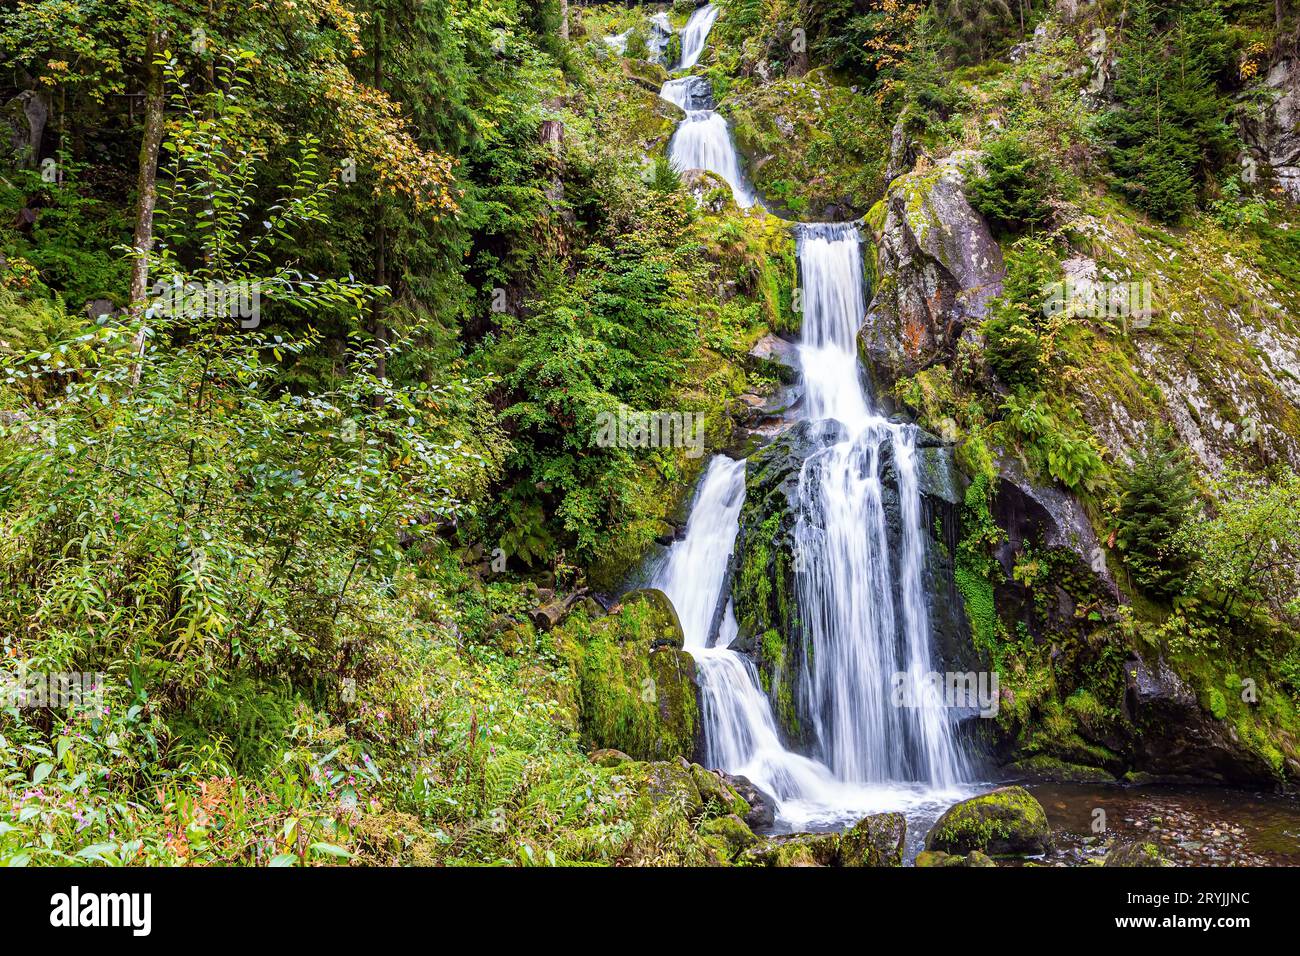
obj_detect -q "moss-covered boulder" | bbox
[1104,841,1173,868]
[701,814,761,860]
[924,786,1052,856]
[840,812,907,867]
[741,831,841,867]
[557,589,700,761]
[915,849,997,867]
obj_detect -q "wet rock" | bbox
[721,773,777,830]
[925,786,1052,856]
[1122,654,1281,785]
[840,812,906,867]
[1104,841,1172,868]
[748,332,800,384]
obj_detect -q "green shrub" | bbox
[967,135,1052,235]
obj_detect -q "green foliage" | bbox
[1115,437,1197,598]
[967,135,1052,236]
[1100,0,1237,223]
[954,472,1004,657]
[1174,465,1300,624]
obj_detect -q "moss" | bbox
[557,595,699,761]
[925,786,1051,856]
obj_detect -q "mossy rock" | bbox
[741,831,841,867]
[628,759,704,817]
[701,814,760,860]
[618,588,685,648]
[689,764,751,819]
[1005,756,1118,785]
[589,748,633,768]
[1104,841,1172,867]
[915,849,998,867]
[840,812,907,867]
[563,590,700,760]
[924,786,1052,856]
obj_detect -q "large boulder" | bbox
[562,588,701,761]
[861,154,1006,390]
[840,812,907,867]
[924,786,1052,856]
[1121,654,1283,784]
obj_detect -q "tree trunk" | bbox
[560,0,569,41]
[129,30,168,386]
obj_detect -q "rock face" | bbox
[1122,654,1282,784]
[1242,58,1300,204]
[924,786,1052,856]
[861,154,1006,390]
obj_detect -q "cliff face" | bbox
[860,155,1006,394]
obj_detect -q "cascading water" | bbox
[667,113,757,208]
[654,458,849,818]
[792,224,969,790]
[657,7,756,208]
[677,3,721,70]
[646,5,976,845]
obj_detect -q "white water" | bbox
[793,224,968,790]
[667,112,757,208]
[677,3,721,69]
[646,6,975,839]
[657,6,756,209]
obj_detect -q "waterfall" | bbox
[793,223,969,789]
[654,458,850,821]
[657,7,755,209]
[646,5,974,842]
[677,3,721,70]
[667,112,757,208]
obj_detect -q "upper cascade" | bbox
[677,4,721,70]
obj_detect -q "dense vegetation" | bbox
[1,0,1299,866]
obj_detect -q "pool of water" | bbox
[1023,781,1300,866]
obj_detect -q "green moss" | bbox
[557,595,699,761]
[925,786,1051,856]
